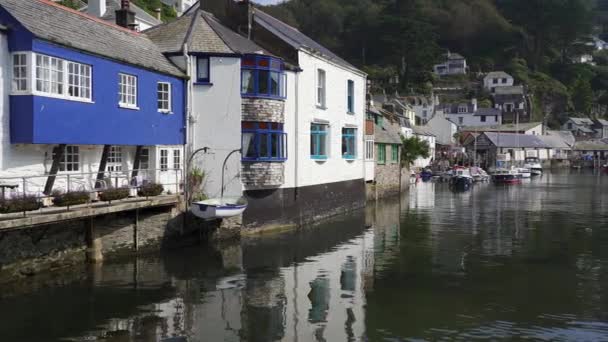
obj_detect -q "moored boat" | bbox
[516,167,532,178]
[492,168,522,184]
[470,166,490,182]
[450,168,474,191]
[191,197,248,220]
[524,157,543,176]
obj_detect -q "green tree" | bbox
[58,0,82,10]
[571,77,593,115]
[400,136,430,168]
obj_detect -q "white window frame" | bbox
[160,149,169,171]
[11,52,93,103]
[53,145,80,173]
[119,73,138,109]
[157,82,172,113]
[12,53,28,92]
[365,138,375,161]
[35,54,64,96]
[316,69,326,108]
[458,106,467,113]
[67,61,92,100]
[173,149,181,170]
[107,146,123,172]
[140,148,150,171]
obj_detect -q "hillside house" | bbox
[81,0,162,31]
[492,85,529,124]
[593,119,608,139]
[562,117,596,138]
[437,99,502,127]
[433,51,467,76]
[483,71,514,93]
[404,95,439,125]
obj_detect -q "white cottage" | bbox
[483,71,514,93]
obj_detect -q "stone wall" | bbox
[242,162,284,188]
[242,98,285,123]
[0,205,241,283]
[366,164,410,201]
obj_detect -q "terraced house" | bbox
[0,0,186,198]
[180,0,367,229]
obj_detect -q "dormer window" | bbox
[241,54,286,99]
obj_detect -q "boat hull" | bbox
[191,198,248,220]
[450,176,473,191]
[493,174,522,184]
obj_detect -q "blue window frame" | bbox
[196,56,210,83]
[347,80,354,113]
[342,128,356,159]
[311,123,328,160]
[242,122,287,161]
[241,54,286,99]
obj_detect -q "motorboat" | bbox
[469,166,490,182]
[440,170,454,183]
[450,167,474,191]
[492,168,522,184]
[191,197,248,220]
[524,157,543,176]
[516,167,532,178]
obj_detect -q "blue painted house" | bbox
[0,0,186,196]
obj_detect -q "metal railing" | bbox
[0,168,183,212]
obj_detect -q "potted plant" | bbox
[0,195,41,214]
[99,187,130,204]
[52,190,90,207]
[138,183,164,197]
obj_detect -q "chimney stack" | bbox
[154,8,162,21]
[116,0,137,30]
[87,0,106,18]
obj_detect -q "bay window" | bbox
[242,122,287,161]
[241,54,286,99]
[13,52,92,101]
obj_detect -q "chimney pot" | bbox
[116,0,136,30]
[154,8,162,21]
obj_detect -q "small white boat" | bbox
[516,167,532,178]
[524,157,543,176]
[191,197,248,220]
[470,167,490,182]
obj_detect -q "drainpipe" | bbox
[183,43,192,208]
[294,71,300,199]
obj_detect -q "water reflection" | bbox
[1,173,608,341]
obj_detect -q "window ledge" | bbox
[347,111,356,115]
[119,104,140,111]
[316,105,327,110]
[158,110,173,114]
[312,156,328,163]
[241,94,286,101]
[343,157,356,162]
[194,82,213,86]
[13,91,94,104]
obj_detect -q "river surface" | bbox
[1,171,608,341]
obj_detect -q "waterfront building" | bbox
[411,126,436,169]
[81,0,162,31]
[459,122,544,137]
[200,0,367,228]
[463,132,552,168]
[146,5,275,199]
[436,99,503,127]
[0,0,185,196]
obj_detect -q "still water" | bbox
[1,172,608,341]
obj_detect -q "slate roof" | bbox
[484,71,512,79]
[145,6,267,55]
[473,108,501,116]
[375,119,402,144]
[595,119,608,126]
[252,9,359,71]
[447,52,465,60]
[568,117,594,125]
[460,122,543,133]
[541,131,574,149]
[412,126,435,137]
[574,139,608,151]
[483,132,549,148]
[0,0,184,77]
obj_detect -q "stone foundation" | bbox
[0,205,242,284]
[242,162,284,188]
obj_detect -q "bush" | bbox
[99,187,130,202]
[0,195,41,214]
[138,183,164,197]
[52,191,90,207]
